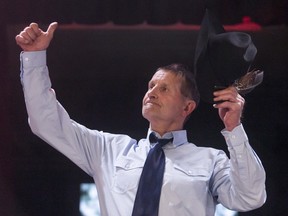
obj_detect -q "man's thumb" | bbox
[46,22,58,38]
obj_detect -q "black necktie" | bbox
[132,133,173,216]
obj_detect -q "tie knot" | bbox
[149,133,173,147]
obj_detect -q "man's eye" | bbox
[160,87,167,92]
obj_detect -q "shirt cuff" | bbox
[21,50,46,69]
[221,124,248,147]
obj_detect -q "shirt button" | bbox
[125,164,130,169]
[231,135,236,139]
[188,170,192,175]
[24,57,29,62]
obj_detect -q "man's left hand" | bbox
[213,87,245,131]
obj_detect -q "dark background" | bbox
[1,0,288,215]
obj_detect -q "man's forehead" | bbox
[151,69,176,81]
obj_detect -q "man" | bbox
[16,22,266,216]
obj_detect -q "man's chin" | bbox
[142,109,155,122]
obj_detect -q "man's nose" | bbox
[147,86,158,99]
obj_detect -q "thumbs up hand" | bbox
[15,22,58,51]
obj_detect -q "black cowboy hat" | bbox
[194,8,264,103]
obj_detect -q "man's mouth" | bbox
[145,101,160,107]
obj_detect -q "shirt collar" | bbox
[146,128,188,148]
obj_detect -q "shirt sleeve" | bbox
[213,124,266,211]
[20,51,105,176]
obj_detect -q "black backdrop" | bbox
[1,1,288,216]
[1,0,288,26]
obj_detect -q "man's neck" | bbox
[149,122,183,137]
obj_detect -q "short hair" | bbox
[157,63,200,107]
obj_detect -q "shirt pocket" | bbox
[173,163,210,181]
[112,157,144,194]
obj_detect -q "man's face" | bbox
[142,70,190,126]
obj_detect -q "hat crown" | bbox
[208,32,257,84]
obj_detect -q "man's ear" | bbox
[183,100,196,117]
